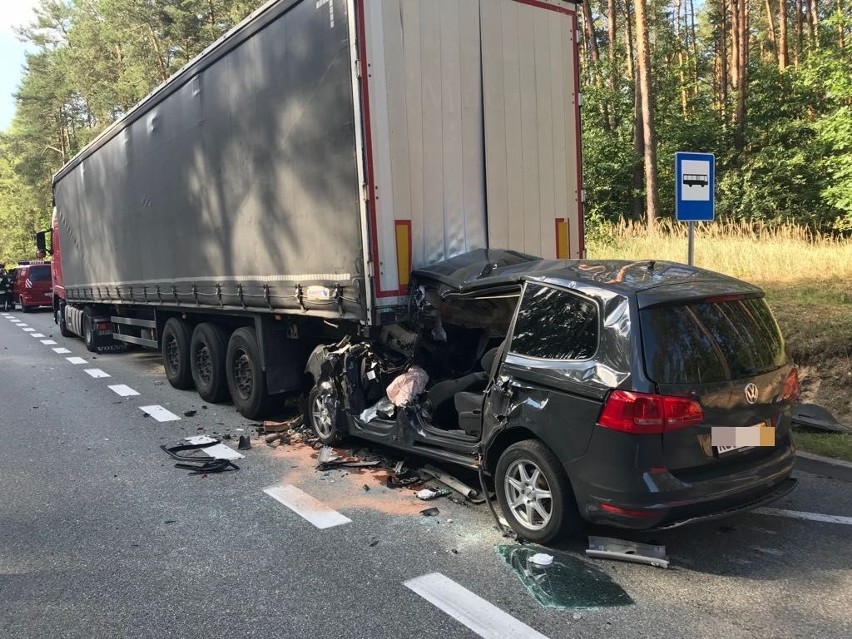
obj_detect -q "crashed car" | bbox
[304,250,798,543]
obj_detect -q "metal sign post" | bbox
[675,152,716,266]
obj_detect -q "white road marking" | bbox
[108,384,140,397]
[41,340,58,345]
[754,507,852,526]
[12,322,26,325]
[263,485,352,530]
[203,443,245,460]
[52,347,71,354]
[404,573,550,639]
[22,328,35,332]
[139,405,181,422]
[66,357,88,365]
[30,333,46,338]
[84,368,110,378]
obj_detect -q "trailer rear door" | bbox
[356,0,582,321]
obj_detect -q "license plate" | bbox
[44,292,52,297]
[712,422,774,456]
[715,444,753,456]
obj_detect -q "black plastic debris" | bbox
[496,545,634,610]
[160,439,240,474]
[183,410,197,417]
[237,434,252,450]
[420,507,440,517]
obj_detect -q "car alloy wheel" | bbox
[503,458,553,531]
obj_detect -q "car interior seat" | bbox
[427,344,502,432]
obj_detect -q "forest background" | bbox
[0,0,850,441]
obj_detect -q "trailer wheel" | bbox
[162,318,193,390]
[82,306,96,352]
[190,322,230,403]
[226,326,270,419]
[57,300,73,337]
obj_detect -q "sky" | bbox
[0,0,40,131]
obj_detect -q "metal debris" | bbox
[586,536,669,569]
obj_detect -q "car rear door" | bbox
[639,295,796,475]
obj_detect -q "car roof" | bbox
[411,249,763,304]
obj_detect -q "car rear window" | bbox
[27,266,51,282]
[641,297,786,384]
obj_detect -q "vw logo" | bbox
[744,383,759,404]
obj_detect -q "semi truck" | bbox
[41,0,585,419]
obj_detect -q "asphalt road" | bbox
[1,310,850,639]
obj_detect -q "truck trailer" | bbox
[44,0,585,419]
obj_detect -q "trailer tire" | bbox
[57,300,73,337]
[162,318,194,390]
[82,306,96,352]
[19,296,30,313]
[226,326,270,420]
[190,322,230,403]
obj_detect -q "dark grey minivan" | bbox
[305,250,798,543]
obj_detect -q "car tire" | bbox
[190,322,231,403]
[226,326,271,420]
[495,439,579,544]
[19,296,30,313]
[57,301,73,337]
[82,306,96,352]
[162,318,194,390]
[306,380,345,446]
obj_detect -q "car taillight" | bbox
[597,390,704,434]
[782,368,799,403]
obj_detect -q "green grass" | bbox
[794,429,852,463]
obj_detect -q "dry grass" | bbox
[586,220,852,283]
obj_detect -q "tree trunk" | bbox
[765,0,778,64]
[808,0,819,49]
[720,0,729,118]
[794,0,803,64]
[675,0,688,115]
[838,0,846,49]
[624,0,643,222]
[779,0,789,69]
[734,0,749,150]
[730,0,740,93]
[635,0,659,227]
[582,0,601,66]
[608,0,618,128]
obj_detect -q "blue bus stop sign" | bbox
[675,152,715,222]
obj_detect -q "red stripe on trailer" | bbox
[571,11,584,257]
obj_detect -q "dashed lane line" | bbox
[41,339,57,345]
[139,405,181,422]
[52,347,71,354]
[754,507,852,526]
[404,573,550,639]
[22,328,35,332]
[263,485,352,530]
[66,357,88,365]
[84,369,110,378]
[30,333,45,338]
[108,384,140,397]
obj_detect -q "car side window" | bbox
[510,283,598,360]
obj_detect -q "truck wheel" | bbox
[307,380,345,445]
[226,326,270,419]
[57,301,73,337]
[190,322,230,403]
[162,318,193,390]
[82,306,96,352]
[495,439,578,544]
[19,296,30,313]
